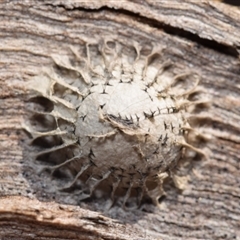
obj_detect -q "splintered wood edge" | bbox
[45,0,240,49]
[0,196,138,240]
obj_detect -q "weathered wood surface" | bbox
[0,1,240,239]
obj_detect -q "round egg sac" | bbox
[25,39,206,208]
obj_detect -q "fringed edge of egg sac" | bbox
[23,38,210,209]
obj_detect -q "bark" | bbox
[0,0,240,239]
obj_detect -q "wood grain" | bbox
[0,1,239,239]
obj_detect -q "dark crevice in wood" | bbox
[46,4,239,58]
[222,0,240,6]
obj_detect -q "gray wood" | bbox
[0,1,239,239]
